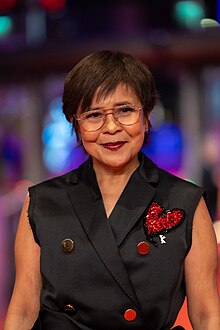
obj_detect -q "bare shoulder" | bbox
[184,197,220,328]
[185,196,218,283]
[190,197,217,249]
[15,194,40,268]
[3,195,42,329]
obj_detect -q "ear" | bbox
[70,116,81,140]
[143,112,150,131]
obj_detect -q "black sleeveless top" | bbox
[28,153,205,330]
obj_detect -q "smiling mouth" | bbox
[102,141,126,151]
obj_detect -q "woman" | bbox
[4,51,220,329]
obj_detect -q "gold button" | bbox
[62,238,75,253]
[63,304,75,312]
[124,308,137,321]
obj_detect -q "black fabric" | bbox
[31,317,41,329]
[28,153,205,329]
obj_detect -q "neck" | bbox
[92,157,140,218]
[92,157,140,184]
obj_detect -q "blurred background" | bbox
[0,0,220,328]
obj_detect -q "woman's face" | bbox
[78,84,149,172]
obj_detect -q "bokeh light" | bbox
[201,18,220,28]
[143,122,183,175]
[42,96,88,175]
[42,96,76,174]
[0,0,19,12]
[0,16,13,38]
[174,0,205,28]
[38,0,66,13]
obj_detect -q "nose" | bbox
[102,112,122,134]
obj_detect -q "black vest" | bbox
[28,154,205,330]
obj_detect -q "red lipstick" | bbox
[102,142,126,151]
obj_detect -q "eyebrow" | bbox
[90,101,133,111]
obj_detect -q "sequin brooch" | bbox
[144,202,186,246]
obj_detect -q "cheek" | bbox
[80,130,99,144]
[128,122,146,139]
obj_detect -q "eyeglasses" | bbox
[74,105,143,132]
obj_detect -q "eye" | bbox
[117,106,135,115]
[84,111,103,120]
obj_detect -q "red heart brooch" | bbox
[144,202,186,246]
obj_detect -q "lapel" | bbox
[108,157,157,246]
[67,154,158,308]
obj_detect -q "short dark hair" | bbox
[62,50,158,138]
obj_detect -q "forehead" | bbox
[91,83,140,106]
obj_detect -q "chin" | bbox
[103,154,138,169]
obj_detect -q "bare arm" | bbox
[185,197,220,329]
[3,195,42,330]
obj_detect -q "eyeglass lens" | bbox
[77,105,142,132]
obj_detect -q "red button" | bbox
[124,308,137,321]
[137,241,150,255]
